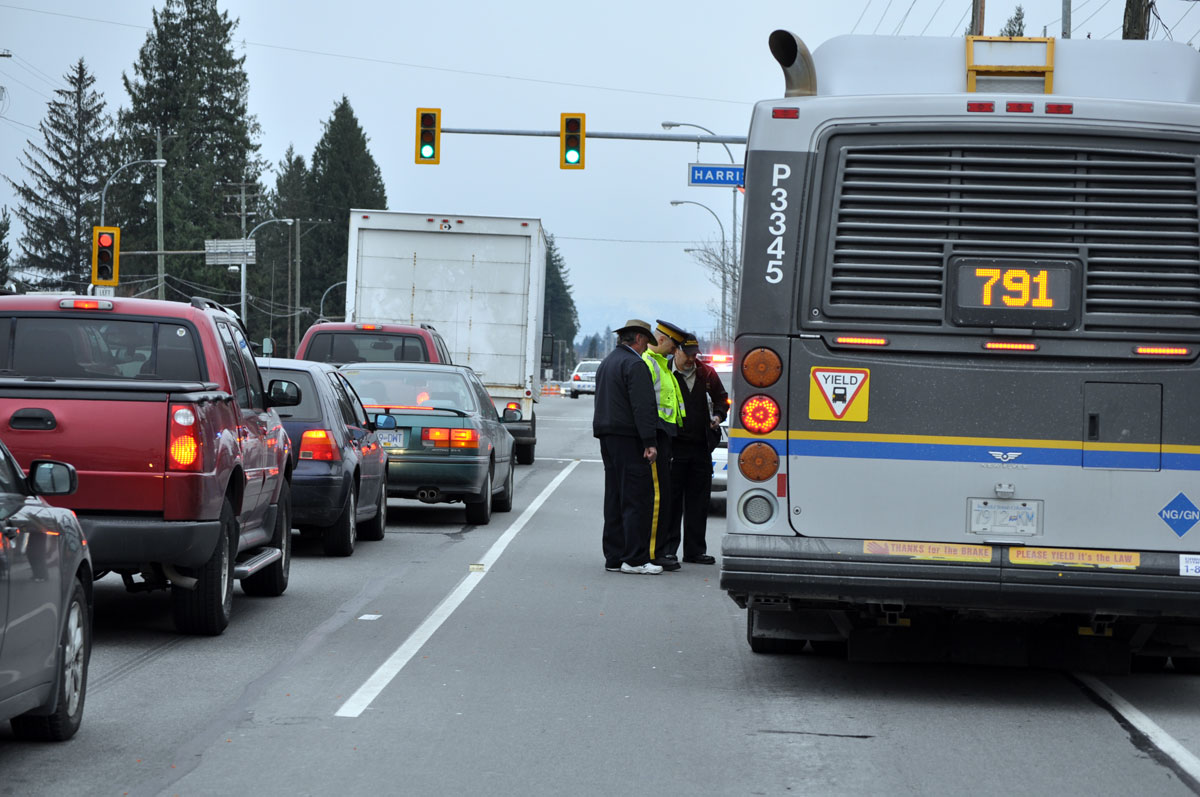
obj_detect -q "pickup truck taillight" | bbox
[168,404,202,471]
[299,429,341,461]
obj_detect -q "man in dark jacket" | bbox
[593,319,663,575]
[665,332,729,566]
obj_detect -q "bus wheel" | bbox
[1172,656,1200,674]
[1131,654,1168,673]
[809,639,849,658]
[746,609,806,654]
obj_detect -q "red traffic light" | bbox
[98,232,113,247]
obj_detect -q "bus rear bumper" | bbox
[721,533,1200,618]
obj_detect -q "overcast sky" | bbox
[2,0,1197,344]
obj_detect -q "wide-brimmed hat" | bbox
[680,332,700,355]
[615,319,655,339]
[655,319,687,345]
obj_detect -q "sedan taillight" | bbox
[299,429,341,461]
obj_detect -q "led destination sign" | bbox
[950,258,1078,330]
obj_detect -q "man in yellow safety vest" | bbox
[643,319,687,571]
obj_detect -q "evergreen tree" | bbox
[6,58,111,290]
[0,206,11,288]
[304,96,387,330]
[249,145,311,352]
[114,0,262,299]
[585,333,600,359]
[1000,5,1026,36]
[542,233,579,370]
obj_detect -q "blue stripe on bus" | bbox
[727,436,1200,471]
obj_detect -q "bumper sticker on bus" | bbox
[810,367,869,422]
[864,540,992,562]
[1009,547,1140,569]
[1180,555,1200,576]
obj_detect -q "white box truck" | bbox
[344,210,546,463]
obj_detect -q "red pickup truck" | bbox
[0,295,300,635]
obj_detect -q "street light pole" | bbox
[663,120,740,343]
[242,218,294,324]
[99,158,167,228]
[671,199,727,347]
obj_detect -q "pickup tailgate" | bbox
[0,393,168,511]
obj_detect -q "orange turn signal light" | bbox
[742,348,782,388]
[738,442,780,482]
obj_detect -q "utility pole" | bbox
[970,0,986,35]
[293,220,302,354]
[156,130,165,299]
[1123,0,1151,39]
[1062,0,1071,38]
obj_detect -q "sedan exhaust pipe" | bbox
[416,488,441,503]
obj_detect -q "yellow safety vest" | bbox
[643,349,685,428]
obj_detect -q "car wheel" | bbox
[173,498,236,635]
[465,468,493,525]
[243,480,292,597]
[358,474,388,541]
[10,577,91,741]
[324,483,357,557]
[746,609,807,654]
[515,442,535,466]
[492,456,515,512]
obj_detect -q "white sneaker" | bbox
[620,562,663,575]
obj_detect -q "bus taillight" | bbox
[1134,346,1190,357]
[742,348,782,388]
[984,341,1039,352]
[739,442,779,481]
[741,396,780,435]
[834,336,888,347]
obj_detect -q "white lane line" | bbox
[543,457,601,463]
[335,460,580,718]
[1074,672,1200,788]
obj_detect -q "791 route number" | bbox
[765,164,789,284]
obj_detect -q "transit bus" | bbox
[722,31,1200,670]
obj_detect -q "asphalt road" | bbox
[3,395,1200,796]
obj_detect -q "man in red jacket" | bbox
[665,332,729,566]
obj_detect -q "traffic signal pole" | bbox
[438,127,745,145]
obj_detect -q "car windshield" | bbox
[0,317,202,380]
[342,368,476,413]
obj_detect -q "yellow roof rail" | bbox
[966,36,1055,94]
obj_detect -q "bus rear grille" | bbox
[824,140,1200,332]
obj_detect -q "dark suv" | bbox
[296,321,453,365]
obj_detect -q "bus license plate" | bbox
[378,431,407,449]
[967,498,1041,536]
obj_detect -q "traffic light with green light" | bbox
[559,113,585,169]
[415,108,441,164]
[92,226,120,286]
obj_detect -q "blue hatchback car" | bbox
[258,358,390,557]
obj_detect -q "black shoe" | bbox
[682,554,716,565]
[651,557,682,571]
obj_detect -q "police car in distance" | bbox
[702,353,733,512]
[568,360,601,399]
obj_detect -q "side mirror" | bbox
[262,337,275,356]
[28,460,78,496]
[267,379,302,408]
[374,413,397,429]
[503,407,523,423]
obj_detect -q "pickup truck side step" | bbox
[234,547,282,580]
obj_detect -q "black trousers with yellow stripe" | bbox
[648,428,673,562]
